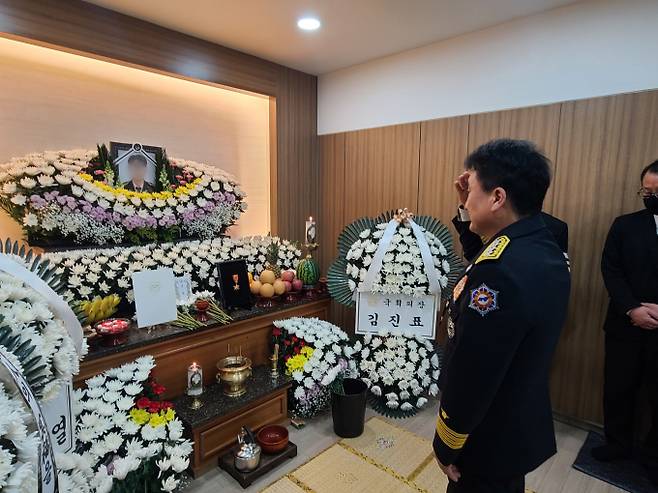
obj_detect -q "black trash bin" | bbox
[331,378,368,438]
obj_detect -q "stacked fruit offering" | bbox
[250,269,303,298]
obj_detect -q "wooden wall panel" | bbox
[324,123,421,333]
[549,91,658,424]
[417,116,470,253]
[344,123,421,222]
[319,89,658,425]
[318,133,353,332]
[467,104,562,210]
[318,133,346,274]
[0,0,318,245]
[275,67,319,241]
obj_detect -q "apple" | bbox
[292,279,303,292]
[283,280,292,292]
[281,270,295,282]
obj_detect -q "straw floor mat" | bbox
[260,417,536,493]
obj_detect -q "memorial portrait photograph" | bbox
[110,141,161,192]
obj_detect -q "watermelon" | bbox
[296,255,320,288]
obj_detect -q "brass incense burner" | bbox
[216,354,252,397]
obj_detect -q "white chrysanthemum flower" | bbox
[161,475,180,492]
[400,402,414,411]
[123,383,142,396]
[112,455,141,480]
[102,390,121,403]
[169,455,189,473]
[86,375,106,389]
[293,387,305,400]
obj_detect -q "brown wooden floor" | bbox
[188,403,624,493]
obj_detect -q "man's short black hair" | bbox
[127,153,147,166]
[465,138,551,216]
[641,159,658,182]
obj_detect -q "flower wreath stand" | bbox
[328,209,463,418]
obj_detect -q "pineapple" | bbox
[265,241,281,277]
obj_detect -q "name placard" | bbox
[355,292,437,339]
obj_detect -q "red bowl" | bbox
[257,425,289,454]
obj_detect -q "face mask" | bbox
[644,196,658,215]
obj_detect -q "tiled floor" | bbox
[187,403,625,493]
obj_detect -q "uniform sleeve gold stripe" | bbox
[436,415,468,450]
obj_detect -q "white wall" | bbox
[318,0,658,135]
[0,37,271,239]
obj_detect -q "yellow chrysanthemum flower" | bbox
[164,408,176,422]
[149,413,167,428]
[129,408,150,425]
[74,172,205,201]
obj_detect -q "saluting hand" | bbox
[629,304,658,330]
[454,172,470,206]
[435,458,461,482]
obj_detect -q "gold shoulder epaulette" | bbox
[475,235,510,264]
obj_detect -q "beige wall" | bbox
[0,37,270,241]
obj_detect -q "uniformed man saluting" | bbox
[433,139,571,493]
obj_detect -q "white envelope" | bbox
[132,268,178,328]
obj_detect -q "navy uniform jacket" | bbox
[452,211,568,263]
[434,214,571,478]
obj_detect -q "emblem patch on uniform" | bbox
[475,235,510,264]
[468,284,499,316]
[452,275,468,301]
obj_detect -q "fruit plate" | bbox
[283,291,302,303]
[95,318,131,346]
[254,295,281,309]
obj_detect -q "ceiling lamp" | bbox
[297,17,321,31]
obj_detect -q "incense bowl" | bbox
[216,355,252,397]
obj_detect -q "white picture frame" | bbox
[131,268,178,328]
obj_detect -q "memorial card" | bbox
[132,268,178,327]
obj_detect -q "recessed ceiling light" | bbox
[297,17,321,31]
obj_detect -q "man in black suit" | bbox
[453,171,569,262]
[594,160,658,486]
[434,139,571,492]
[123,154,155,192]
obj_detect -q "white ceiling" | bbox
[83,0,581,75]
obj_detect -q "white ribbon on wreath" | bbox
[0,347,58,493]
[354,208,441,300]
[0,254,84,356]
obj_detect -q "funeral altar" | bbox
[0,141,460,491]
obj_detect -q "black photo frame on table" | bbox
[110,142,161,191]
[216,260,253,310]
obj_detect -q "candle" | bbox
[187,362,203,396]
[305,216,317,244]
